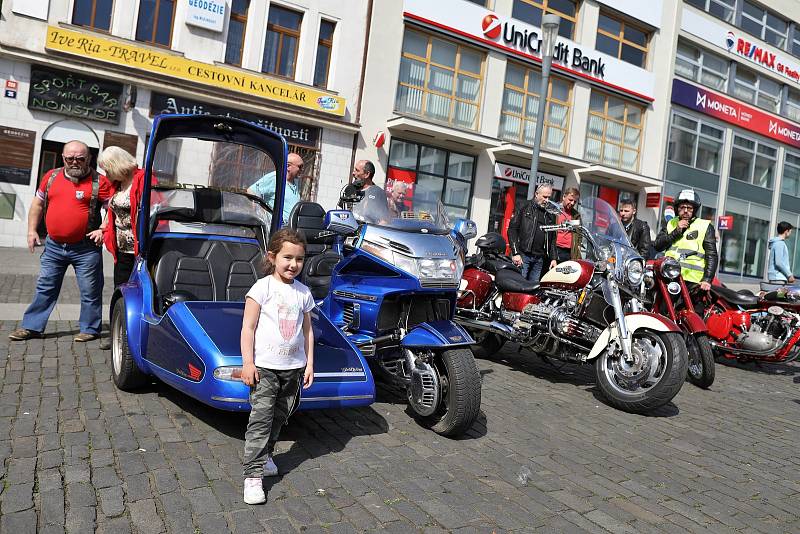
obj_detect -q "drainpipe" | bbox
[349,0,374,183]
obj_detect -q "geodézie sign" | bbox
[28,65,122,124]
[186,0,226,32]
[672,78,800,148]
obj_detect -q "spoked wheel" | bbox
[686,333,715,389]
[595,330,687,413]
[111,299,146,390]
[468,330,505,359]
[407,348,481,437]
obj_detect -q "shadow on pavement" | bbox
[714,357,800,376]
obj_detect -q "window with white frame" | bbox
[782,151,800,197]
[787,88,800,124]
[585,91,644,171]
[732,67,781,112]
[729,134,777,189]
[684,0,735,24]
[741,0,789,50]
[674,40,729,91]
[667,113,725,174]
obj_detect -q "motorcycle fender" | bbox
[401,320,475,348]
[676,309,707,334]
[587,312,681,360]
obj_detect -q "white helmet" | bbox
[675,189,701,211]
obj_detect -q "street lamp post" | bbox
[527,14,561,200]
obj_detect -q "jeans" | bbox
[520,253,546,282]
[22,237,104,335]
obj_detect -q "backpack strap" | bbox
[87,169,101,232]
[42,167,63,219]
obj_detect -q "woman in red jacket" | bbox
[97,146,149,287]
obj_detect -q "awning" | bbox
[386,116,500,153]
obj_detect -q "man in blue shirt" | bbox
[768,221,796,284]
[249,152,304,224]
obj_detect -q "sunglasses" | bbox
[63,156,87,163]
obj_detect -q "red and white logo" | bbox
[504,167,512,177]
[482,14,501,39]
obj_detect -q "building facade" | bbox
[356,0,680,254]
[0,0,369,246]
[666,0,800,281]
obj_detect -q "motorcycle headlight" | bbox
[626,260,644,286]
[393,252,420,278]
[661,258,681,280]
[418,258,460,280]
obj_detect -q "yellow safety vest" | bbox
[665,217,711,283]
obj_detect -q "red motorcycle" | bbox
[455,198,688,414]
[644,255,715,388]
[696,283,800,363]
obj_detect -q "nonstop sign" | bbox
[186,0,226,32]
[44,26,346,116]
[672,78,800,149]
[494,162,565,190]
[682,8,800,86]
[403,0,654,101]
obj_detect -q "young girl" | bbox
[241,228,315,505]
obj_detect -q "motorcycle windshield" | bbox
[352,192,451,235]
[576,197,633,248]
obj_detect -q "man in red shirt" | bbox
[9,140,114,342]
[555,187,581,263]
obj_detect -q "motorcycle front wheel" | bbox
[409,348,481,437]
[595,330,687,414]
[686,333,715,389]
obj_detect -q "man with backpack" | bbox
[9,140,114,342]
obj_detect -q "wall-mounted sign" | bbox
[44,26,347,117]
[718,215,733,231]
[494,162,565,190]
[6,81,18,90]
[0,127,36,185]
[149,93,320,149]
[404,0,655,102]
[682,8,800,87]
[186,0,226,32]
[645,192,661,208]
[5,90,17,99]
[103,131,139,159]
[672,79,800,149]
[28,65,123,124]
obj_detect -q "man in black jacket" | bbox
[618,200,652,259]
[508,184,557,281]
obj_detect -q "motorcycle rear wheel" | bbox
[686,333,715,389]
[595,330,687,414]
[469,330,505,359]
[413,348,481,437]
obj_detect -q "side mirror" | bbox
[453,218,478,240]
[325,210,359,236]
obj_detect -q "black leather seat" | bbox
[288,201,340,298]
[711,284,760,309]
[495,268,539,293]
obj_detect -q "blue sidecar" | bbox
[110,114,374,412]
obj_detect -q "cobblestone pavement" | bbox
[0,265,799,532]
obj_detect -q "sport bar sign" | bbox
[672,79,800,149]
[28,65,122,124]
[44,25,346,116]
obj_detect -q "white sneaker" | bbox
[263,456,279,477]
[243,477,266,505]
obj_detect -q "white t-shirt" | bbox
[246,275,315,370]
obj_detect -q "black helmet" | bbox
[475,232,506,254]
[675,189,701,211]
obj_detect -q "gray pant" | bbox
[242,367,303,478]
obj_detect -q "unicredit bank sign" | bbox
[494,162,565,190]
[403,0,655,102]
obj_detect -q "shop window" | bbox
[732,67,781,113]
[684,0,735,24]
[786,88,800,123]
[225,0,250,67]
[664,181,717,222]
[674,40,729,91]
[0,192,15,220]
[585,91,644,171]
[779,210,800,271]
[781,152,800,197]
[596,12,649,68]
[730,134,777,189]
[667,113,725,174]
[262,5,303,79]
[511,0,577,39]
[72,0,113,32]
[792,32,800,59]
[387,138,475,220]
[464,0,487,5]
[499,63,571,153]
[396,29,485,130]
[720,197,771,278]
[741,0,789,50]
[135,0,176,47]
[313,20,335,88]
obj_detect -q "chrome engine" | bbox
[514,290,601,357]
[738,306,790,352]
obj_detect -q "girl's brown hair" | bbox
[262,228,307,275]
